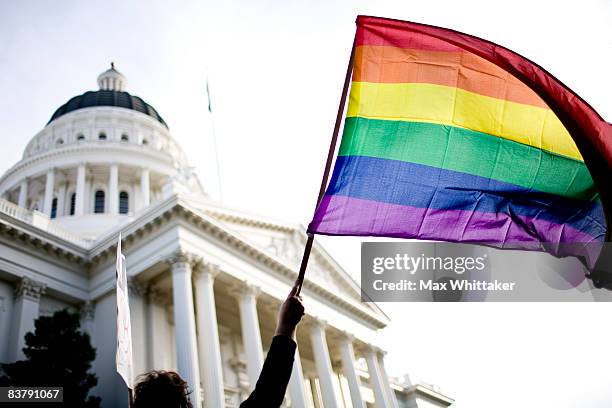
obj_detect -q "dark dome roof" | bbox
[47,90,168,128]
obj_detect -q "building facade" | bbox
[0,66,453,408]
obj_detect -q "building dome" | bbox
[48,63,167,128]
[0,64,204,240]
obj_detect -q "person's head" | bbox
[133,370,192,408]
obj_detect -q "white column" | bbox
[8,277,46,361]
[309,378,324,408]
[193,262,225,408]
[84,177,92,212]
[232,283,264,389]
[109,164,119,214]
[309,321,340,408]
[140,168,150,208]
[169,252,202,408]
[163,306,175,370]
[75,164,86,216]
[339,335,365,408]
[377,351,399,408]
[288,347,308,408]
[18,179,28,208]
[365,348,389,408]
[146,288,169,370]
[128,279,147,378]
[56,183,66,217]
[43,169,55,216]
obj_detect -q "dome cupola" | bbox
[97,62,127,91]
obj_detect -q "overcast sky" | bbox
[1,1,612,407]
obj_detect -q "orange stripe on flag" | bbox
[354,45,548,109]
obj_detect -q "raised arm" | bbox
[240,284,305,408]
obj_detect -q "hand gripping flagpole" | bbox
[295,36,356,296]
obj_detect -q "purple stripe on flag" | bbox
[309,195,603,245]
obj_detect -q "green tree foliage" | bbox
[0,309,101,407]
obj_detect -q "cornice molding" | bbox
[0,143,176,187]
[0,219,89,266]
[203,209,295,233]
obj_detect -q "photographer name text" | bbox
[373,279,516,291]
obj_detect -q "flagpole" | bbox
[206,76,223,202]
[295,36,356,296]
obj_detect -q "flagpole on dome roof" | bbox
[206,74,223,202]
[294,36,357,296]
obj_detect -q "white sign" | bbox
[116,232,134,389]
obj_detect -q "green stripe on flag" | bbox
[339,117,598,201]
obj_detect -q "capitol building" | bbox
[0,65,453,408]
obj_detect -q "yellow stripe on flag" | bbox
[347,81,582,161]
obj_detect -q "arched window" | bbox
[94,190,105,213]
[69,193,76,215]
[56,139,64,146]
[119,191,129,214]
[77,134,85,141]
[121,134,129,142]
[50,198,58,219]
[98,132,107,140]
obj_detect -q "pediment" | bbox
[189,200,369,306]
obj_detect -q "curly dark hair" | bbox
[132,370,193,408]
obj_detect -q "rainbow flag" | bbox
[308,16,612,266]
